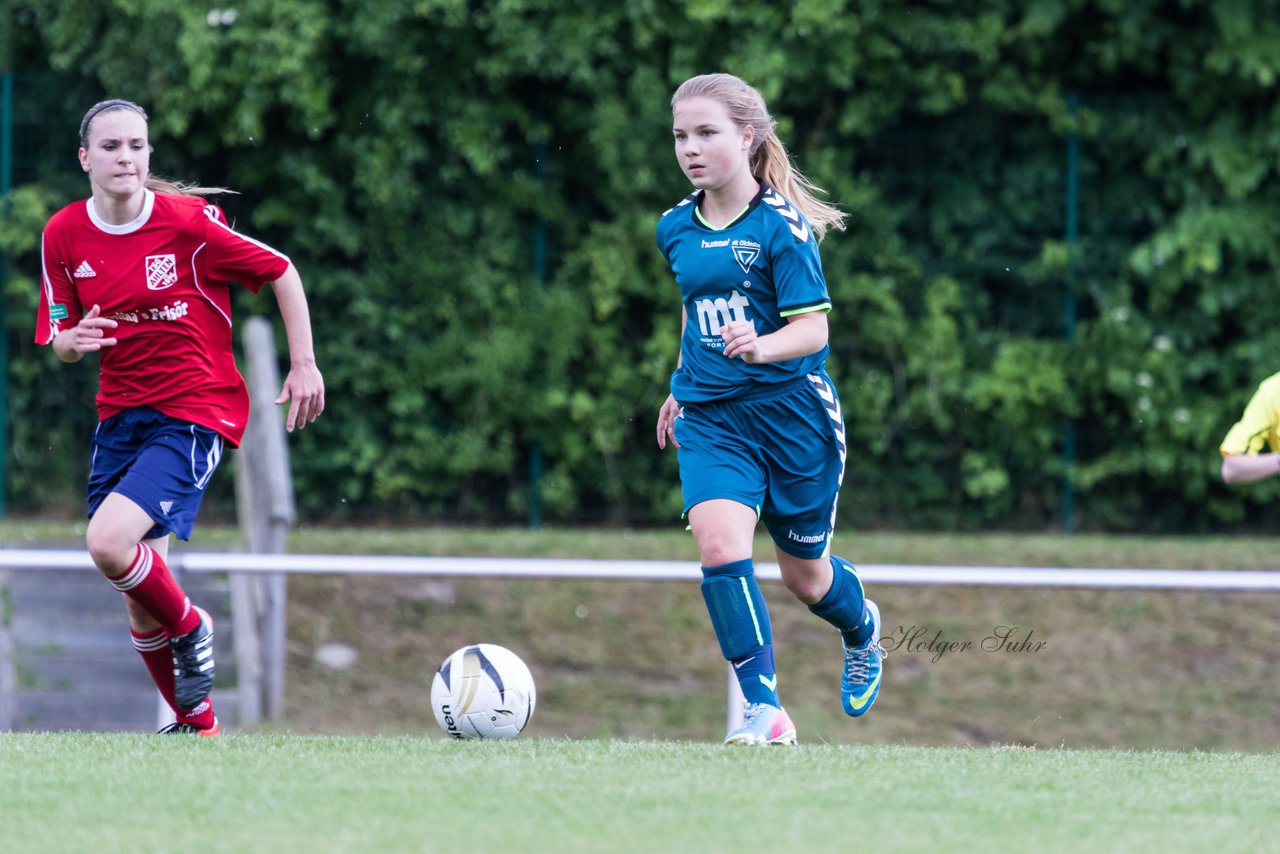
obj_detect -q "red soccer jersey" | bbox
[36,190,290,447]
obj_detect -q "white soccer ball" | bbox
[430,644,537,740]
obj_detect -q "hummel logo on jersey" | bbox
[160,500,174,515]
[788,529,826,545]
[74,261,97,278]
[145,254,178,290]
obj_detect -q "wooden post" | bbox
[234,316,296,723]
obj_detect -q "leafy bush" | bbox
[4,1,1279,531]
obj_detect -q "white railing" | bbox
[5,548,1280,589]
[6,548,1280,732]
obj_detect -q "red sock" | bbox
[108,544,200,637]
[131,627,217,727]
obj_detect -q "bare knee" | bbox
[778,556,831,604]
[687,501,757,568]
[85,522,137,576]
[696,535,746,568]
[83,493,158,576]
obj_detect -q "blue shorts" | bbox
[87,407,225,541]
[674,372,848,559]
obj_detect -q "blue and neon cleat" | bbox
[723,703,797,746]
[842,599,886,717]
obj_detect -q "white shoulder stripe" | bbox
[39,232,61,343]
[762,189,811,243]
[661,192,699,218]
[205,210,292,264]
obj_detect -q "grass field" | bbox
[1,734,1277,852]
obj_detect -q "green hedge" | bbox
[4,0,1280,531]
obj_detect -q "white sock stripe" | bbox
[109,544,153,592]
[132,633,169,652]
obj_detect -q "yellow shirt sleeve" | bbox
[1220,372,1280,456]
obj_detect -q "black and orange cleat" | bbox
[158,718,221,736]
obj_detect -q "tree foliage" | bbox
[4,0,1280,530]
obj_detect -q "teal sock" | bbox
[732,645,778,707]
[808,555,873,647]
[701,559,780,708]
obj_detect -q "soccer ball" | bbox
[430,644,537,740]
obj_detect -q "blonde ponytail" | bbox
[751,134,844,241]
[145,176,237,197]
[672,74,845,241]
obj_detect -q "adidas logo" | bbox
[73,261,96,278]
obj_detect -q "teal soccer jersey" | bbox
[656,182,832,404]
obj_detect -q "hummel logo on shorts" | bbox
[74,261,97,278]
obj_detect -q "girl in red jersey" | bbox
[35,99,325,734]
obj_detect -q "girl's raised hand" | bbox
[74,304,118,353]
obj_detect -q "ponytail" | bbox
[749,135,844,241]
[145,176,237,197]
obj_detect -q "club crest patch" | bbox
[733,245,760,274]
[145,254,178,290]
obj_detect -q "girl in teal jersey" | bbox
[654,74,885,745]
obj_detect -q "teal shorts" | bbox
[674,372,847,559]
